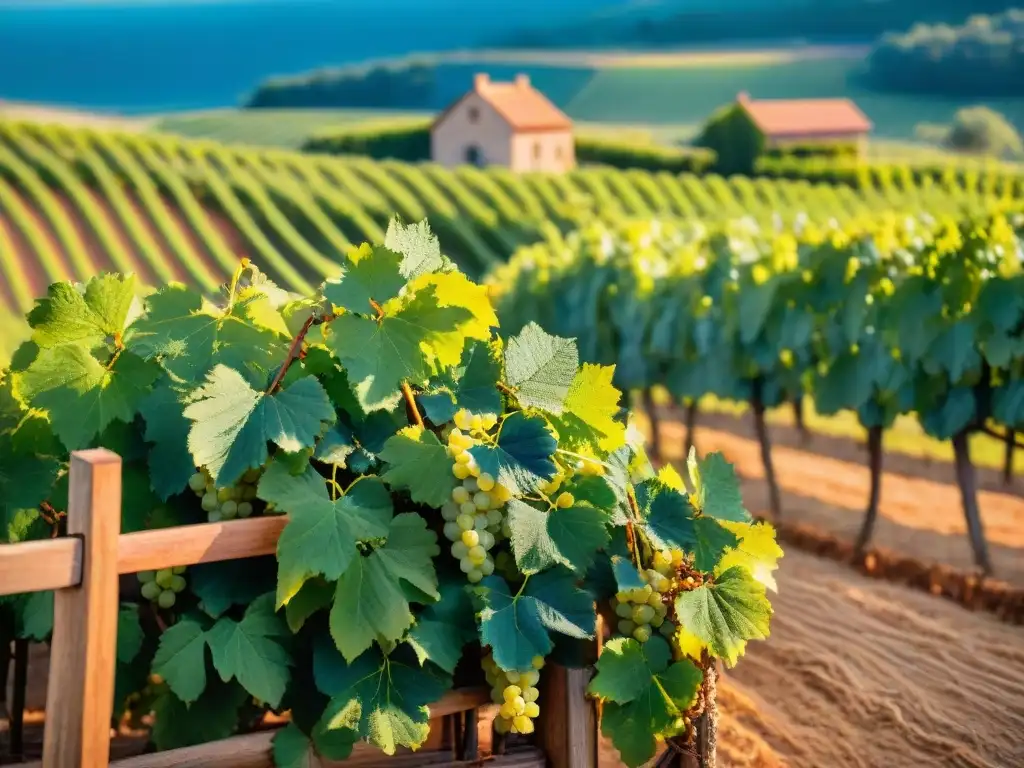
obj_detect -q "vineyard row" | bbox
[0,118,1019,327]
[492,216,1024,575]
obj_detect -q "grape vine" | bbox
[0,217,779,766]
[492,213,1024,574]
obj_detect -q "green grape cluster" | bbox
[441,410,513,583]
[138,566,187,609]
[187,467,261,522]
[484,653,544,736]
[612,551,683,643]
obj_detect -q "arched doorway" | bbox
[464,145,484,167]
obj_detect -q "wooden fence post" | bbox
[537,665,596,768]
[42,449,122,768]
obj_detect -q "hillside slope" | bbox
[0,117,1018,350]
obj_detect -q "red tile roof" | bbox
[736,93,872,138]
[434,73,572,133]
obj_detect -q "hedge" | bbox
[302,127,716,173]
[302,122,432,162]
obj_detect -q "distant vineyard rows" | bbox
[492,216,1024,573]
[0,118,1019,330]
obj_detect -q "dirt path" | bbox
[602,550,1024,768]
[650,418,1024,587]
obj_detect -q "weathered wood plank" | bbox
[0,537,81,596]
[116,516,286,574]
[42,449,122,768]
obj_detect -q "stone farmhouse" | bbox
[735,91,873,155]
[430,73,575,172]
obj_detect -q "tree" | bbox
[694,104,765,176]
[943,106,1024,158]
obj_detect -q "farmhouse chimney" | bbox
[515,73,530,88]
[474,73,490,90]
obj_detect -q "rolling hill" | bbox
[0,116,1020,361]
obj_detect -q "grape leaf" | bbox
[690,452,749,523]
[635,479,691,540]
[138,383,195,500]
[993,380,1024,428]
[258,461,394,606]
[314,423,356,467]
[506,500,610,575]
[184,364,335,487]
[323,244,406,314]
[715,521,784,592]
[379,426,458,508]
[28,274,139,351]
[150,678,248,750]
[924,320,980,382]
[674,566,772,666]
[417,390,458,424]
[116,605,143,665]
[550,363,626,451]
[452,341,502,415]
[571,474,625,520]
[206,593,293,707]
[152,617,209,705]
[468,411,557,494]
[638,477,738,571]
[16,590,53,641]
[590,636,702,768]
[127,283,286,385]
[272,724,321,768]
[407,581,476,674]
[659,463,686,493]
[17,346,159,450]
[0,435,58,513]
[385,217,443,279]
[189,557,277,619]
[326,289,471,412]
[408,271,499,358]
[120,462,164,534]
[478,568,595,672]
[686,517,741,572]
[314,640,451,755]
[611,556,646,593]
[272,722,355,768]
[285,579,335,633]
[329,514,439,662]
[504,323,578,413]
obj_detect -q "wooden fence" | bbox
[0,450,597,768]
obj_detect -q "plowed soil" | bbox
[601,550,1024,768]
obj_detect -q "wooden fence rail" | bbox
[0,449,594,768]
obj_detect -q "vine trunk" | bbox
[751,383,781,519]
[1004,429,1015,486]
[953,430,993,575]
[854,425,884,557]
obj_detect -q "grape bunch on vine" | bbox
[0,217,780,766]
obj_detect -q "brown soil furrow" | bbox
[82,187,157,285]
[602,550,1024,768]
[16,194,76,283]
[120,191,190,284]
[207,204,250,258]
[51,192,113,274]
[160,194,232,285]
[0,213,42,310]
[727,551,1024,768]
[773,522,1024,623]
